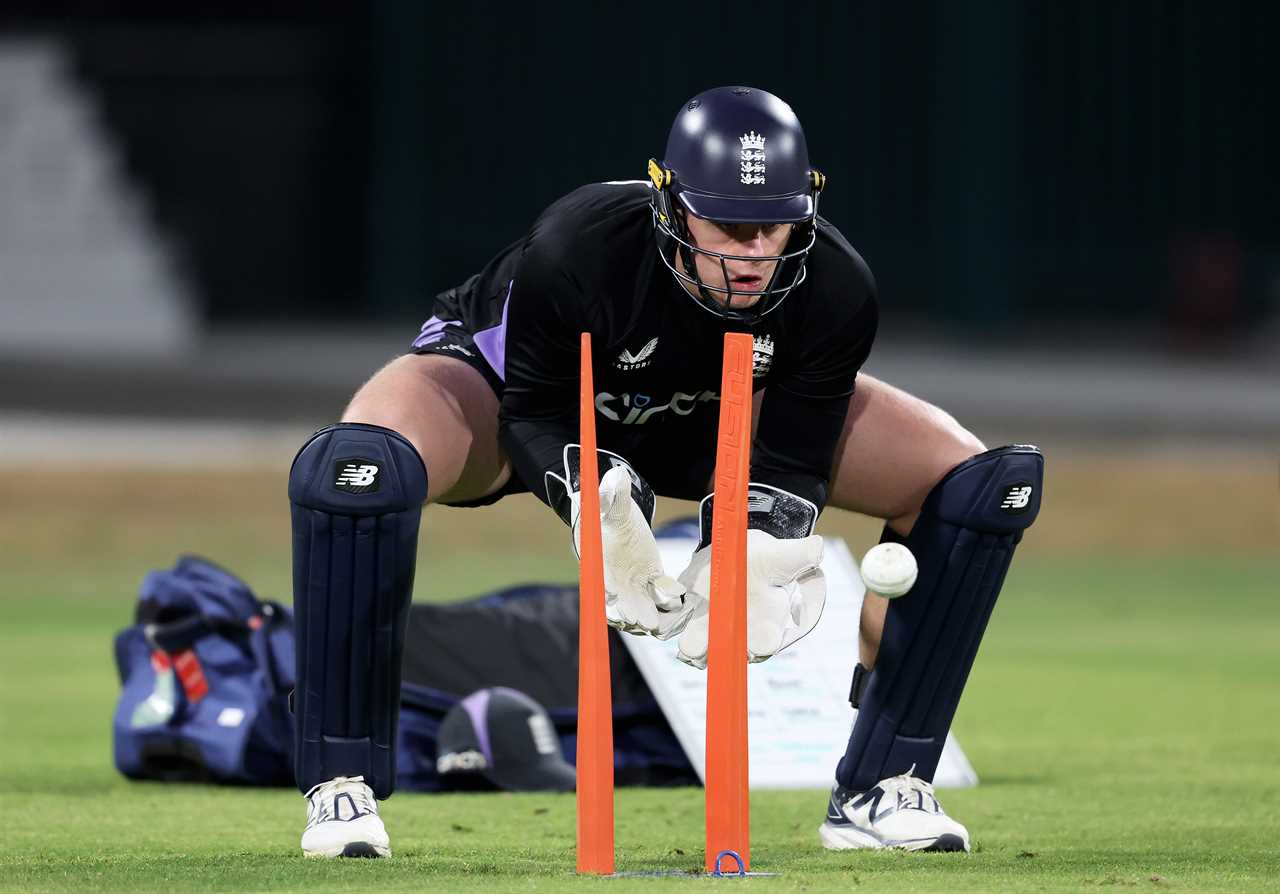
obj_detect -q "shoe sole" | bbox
[303,842,391,858]
[922,834,968,853]
[818,822,969,853]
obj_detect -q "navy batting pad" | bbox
[289,423,427,799]
[837,445,1043,791]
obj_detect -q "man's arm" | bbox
[497,237,588,508]
[498,237,698,639]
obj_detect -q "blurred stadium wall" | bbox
[0,2,1276,443]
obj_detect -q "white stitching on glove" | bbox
[675,529,826,668]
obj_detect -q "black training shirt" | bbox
[473,181,878,512]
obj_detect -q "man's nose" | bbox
[735,231,768,258]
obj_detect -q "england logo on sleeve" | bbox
[334,459,381,494]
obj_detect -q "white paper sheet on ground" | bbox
[618,535,979,790]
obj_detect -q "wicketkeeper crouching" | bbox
[287,85,1043,858]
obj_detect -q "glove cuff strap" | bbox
[544,445,656,527]
[696,483,818,549]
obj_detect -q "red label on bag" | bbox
[172,649,209,703]
[150,650,171,673]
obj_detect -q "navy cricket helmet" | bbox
[648,86,826,322]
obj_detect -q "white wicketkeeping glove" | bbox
[675,485,827,668]
[547,448,700,640]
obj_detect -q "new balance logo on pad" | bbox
[1000,484,1034,513]
[333,460,381,494]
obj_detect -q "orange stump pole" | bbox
[705,332,753,874]
[576,333,615,875]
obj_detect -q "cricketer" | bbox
[287,86,1044,857]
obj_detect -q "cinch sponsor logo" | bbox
[595,389,719,425]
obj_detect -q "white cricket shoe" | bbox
[819,767,970,852]
[301,775,391,858]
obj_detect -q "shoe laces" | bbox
[305,775,377,824]
[878,765,940,811]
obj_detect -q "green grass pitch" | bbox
[2,469,1277,892]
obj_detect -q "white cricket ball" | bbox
[860,543,918,598]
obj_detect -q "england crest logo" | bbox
[752,334,774,378]
[739,131,766,185]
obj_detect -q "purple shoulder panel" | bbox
[472,281,513,381]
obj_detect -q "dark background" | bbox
[6,0,1278,343]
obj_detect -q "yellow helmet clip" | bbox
[648,158,672,190]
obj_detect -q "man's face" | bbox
[678,212,794,309]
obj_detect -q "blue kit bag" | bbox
[112,556,296,786]
[113,558,695,790]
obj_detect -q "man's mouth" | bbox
[730,274,763,289]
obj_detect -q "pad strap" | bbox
[848,663,870,709]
